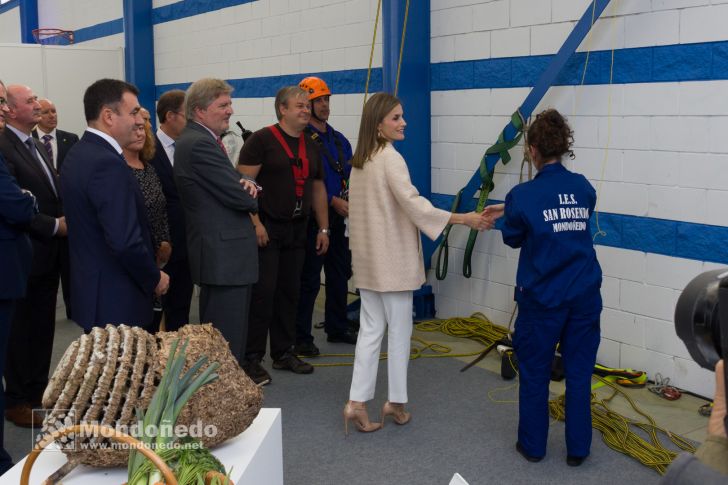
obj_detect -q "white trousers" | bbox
[349,289,413,403]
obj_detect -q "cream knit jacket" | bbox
[348,143,451,292]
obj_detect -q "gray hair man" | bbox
[0,84,64,428]
[173,78,260,379]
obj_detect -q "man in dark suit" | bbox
[60,78,169,332]
[148,89,192,332]
[33,98,79,320]
[0,84,65,428]
[33,99,80,172]
[174,78,259,375]
[0,79,37,473]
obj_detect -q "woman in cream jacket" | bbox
[344,93,491,434]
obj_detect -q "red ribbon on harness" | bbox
[268,125,309,198]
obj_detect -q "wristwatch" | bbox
[319,228,331,235]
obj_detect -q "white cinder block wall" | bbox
[430,0,728,397]
[0,4,20,43]
[153,0,382,146]
[0,0,724,396]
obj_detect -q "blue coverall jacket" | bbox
[500,161,603,460]
[501,162,602,308]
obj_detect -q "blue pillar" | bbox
[123,0,156,120]
[19,0,38,44]
[382,0,435,266]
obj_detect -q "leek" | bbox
[127,338,220,485]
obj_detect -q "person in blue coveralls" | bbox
[293,76,357,357]
[485,108,602,467]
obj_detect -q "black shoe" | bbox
[272,353,314,374]
[294,341,320,357]
[567,455,587,467]
[516,442,543,463]
[242,360,271,386]
[327,330,357,344]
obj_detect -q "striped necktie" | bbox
[41,134,54,167]
[25,137,57,195]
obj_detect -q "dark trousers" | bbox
[513,291,602,459]
[4,269,59,408]
[59,239,72,320]
[159,256,194,332]
[247,218,307,361]
[199,284,252,368]
[295,211,351,343]
[0,300,17,472]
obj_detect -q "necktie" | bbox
[216,137,228,156]
[25,138,57,195]
[42,134,54,167]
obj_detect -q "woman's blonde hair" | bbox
[139,108,156,162]
[351,93,401,169]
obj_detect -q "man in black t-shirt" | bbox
[238,86,329,382]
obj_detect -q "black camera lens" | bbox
[674,268,728,371]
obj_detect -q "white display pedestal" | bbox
[0,408,283,485]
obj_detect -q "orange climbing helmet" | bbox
[299,76,331,100]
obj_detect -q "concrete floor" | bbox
[2,289,711,472]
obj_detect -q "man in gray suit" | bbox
[174,78,261,380]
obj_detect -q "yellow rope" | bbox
[306,313,510,367]
[363,0,411,103]
[363,0,382,107]
[572,0,598,117]
[549,375,696,475]
[393,0,411,97]
[308,312,695,475]
[592,0,620,241]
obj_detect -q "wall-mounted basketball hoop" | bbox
[32,28,75,45]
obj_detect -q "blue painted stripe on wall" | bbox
[71,0,256,44]
[432,41,728,90]
[0,0,18,14]
[153,0,255,24]
[430,193,728,265]
[154,41,725,98]
[156,67,383,99]
[73,18,123,43]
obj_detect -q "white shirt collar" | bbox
[6,124,31,143]
[156,127,175,148]
[36,127,57,139]
[86,127,123,155]
[194,121,219,140]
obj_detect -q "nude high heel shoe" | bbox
[380,401,411,427]
[343,401,382,436]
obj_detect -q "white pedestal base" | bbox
[0,408,283,485]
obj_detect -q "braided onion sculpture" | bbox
[40,324,263,467]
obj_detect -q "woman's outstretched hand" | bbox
[462,211,494,231]
[449,204,503,230]
[482,203,505,222]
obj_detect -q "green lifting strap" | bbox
[435,111,525,280]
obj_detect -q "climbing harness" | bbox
[592,363,648,389]
[268,124,310,218]
[435,111,526,279]
[648,373,683,401]
[698,401,713,417]
[307,127,349,199]
[434,0,613,279]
